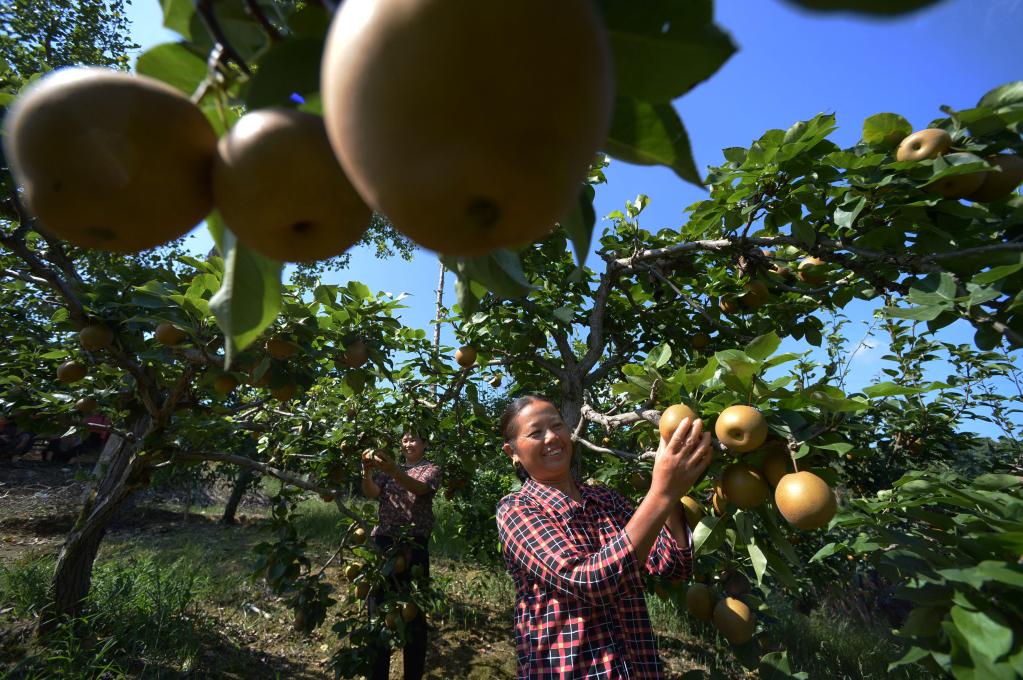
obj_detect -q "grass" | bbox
[1,491,940,679]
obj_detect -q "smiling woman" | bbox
[495,395,714,679]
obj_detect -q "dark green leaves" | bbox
[605,98,702,186]
[599,0,735,102]
[207,212,283,366]
[136,43,207,96]
[979,81,1023,109]
[559,185,597,266]
[863,112,912,149]
[244,38,324,110]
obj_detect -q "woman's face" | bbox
[402,431,426,463]
[502,400,573,483]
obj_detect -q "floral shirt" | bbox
[372,460,442,539]
[497,478,693,679]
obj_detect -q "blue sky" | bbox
[126,0,1023,438]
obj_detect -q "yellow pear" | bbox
[213,108,371,262]
[714,405,768,453]
[775,471,837,530]
[659,404,698,441]
[3,67,216,252]
[895,128,951,162]
[320,0,614,256]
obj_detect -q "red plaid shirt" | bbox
[372,460,442,539]
[497,478,693,679]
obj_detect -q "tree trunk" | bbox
[222,466,255,525]
[38,416,151,636]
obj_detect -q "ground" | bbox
[0,458,769,674]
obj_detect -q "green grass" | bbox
[1,554,209,679]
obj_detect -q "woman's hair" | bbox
[499,395,552,442]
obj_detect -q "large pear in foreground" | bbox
[715,405,768,453]
[320,0,614,256]
[213,109,371,263]
[3,68,216,253]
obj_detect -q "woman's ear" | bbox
[502,441,516,464]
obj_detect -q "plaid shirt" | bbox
[372,460,442,539]
[497,478,693,679]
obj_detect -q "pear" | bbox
[3,67,216,252]
[213,108,371,262]
[320,0,614,256]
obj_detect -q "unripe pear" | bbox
[320,0,614,256]
[401,602,419,622]
[895,128,952,162]
[75,397,99,413]
[719,295,741,315]
[796,257,828,285]
[969,155,1023,202]
[691,332,710,350]
[760,444,792,487]
[57,360,87,384]
[680,495,704,529]
[213,374,238,396]
[265,336,298,360]
[714,405,768,453]
[79,324,114,352]
[686,583,716,621]
[339,339,368,368]
[775,471,837,530]
[270,381,297,402]
[154,322,187,346]
[213,108,371,262]
[713,597,756,645]
[659,404,698,441]
[740,280,770,309]
[455,345,477,368]
[3,67,216,253]
[721,462,769,509]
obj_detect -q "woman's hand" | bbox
[371,449,398,475]
[649,417,713,500]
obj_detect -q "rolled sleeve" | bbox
[497,500,637,606]
[645,523,694,581]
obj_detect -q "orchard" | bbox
[1,0,1022,678]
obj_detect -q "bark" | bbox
[222,466,255,525]
[38,416,151,636]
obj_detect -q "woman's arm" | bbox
[497,499,635,607]
[372,452,436,496]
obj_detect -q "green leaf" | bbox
[950,605,1013,662]
[693,515,729,556]
[888,646,931,671]
[833,195,866,230]
[810,542,843,563]
[759,651,808,679]
[441,251,533,299]
[160,0,196,40]
[552,305,574,324]
[972,258,1023,285]
[605,97,702,187]
[207,213,283,366]
[884,303,947,322]
[745,332,780,361]
[978,81,1023,108]
[681,357,718,394]
[136,43,207,96]
[600,0,736,102]
[863,381,929,398]
[862,112,912,148]
[244,38,324,110]
[559,185,596,267]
